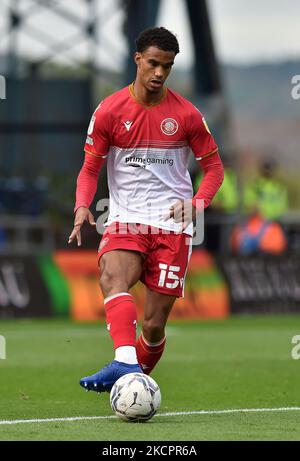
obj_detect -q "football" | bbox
[110,372,161,422]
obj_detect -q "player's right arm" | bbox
[68,101,110,246]
[68,152,107,246]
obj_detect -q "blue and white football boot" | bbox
[79,360,142,393]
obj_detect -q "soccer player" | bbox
[68,27,224,393]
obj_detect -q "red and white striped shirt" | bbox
[78,84,221,235]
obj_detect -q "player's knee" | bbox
[99,269,128,297]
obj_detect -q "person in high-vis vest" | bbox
[243,159,288,221]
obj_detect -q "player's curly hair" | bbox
[136,27,179,55]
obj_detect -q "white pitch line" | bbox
[1,407,300,426]
[159,407,300,417]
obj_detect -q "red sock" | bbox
[104,293,137,349]
[136,334,166,375]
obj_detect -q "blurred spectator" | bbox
[230,212,287,255]
[243,158,288,220]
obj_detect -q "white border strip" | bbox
[1,407,300,426]
[104,292,133,305]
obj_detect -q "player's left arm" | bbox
[167,109,224,230]
[191,149,224,211]
[68,102,110,245]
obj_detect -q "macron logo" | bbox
[123,120,133,131]
[141,363,150,370]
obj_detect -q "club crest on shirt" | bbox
[160,118,178,136]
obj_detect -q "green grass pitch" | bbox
[0,315,300,441]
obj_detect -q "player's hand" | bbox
[68,207,96,246]
[164,199,197,231]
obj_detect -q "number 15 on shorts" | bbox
[158,263,182,289]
